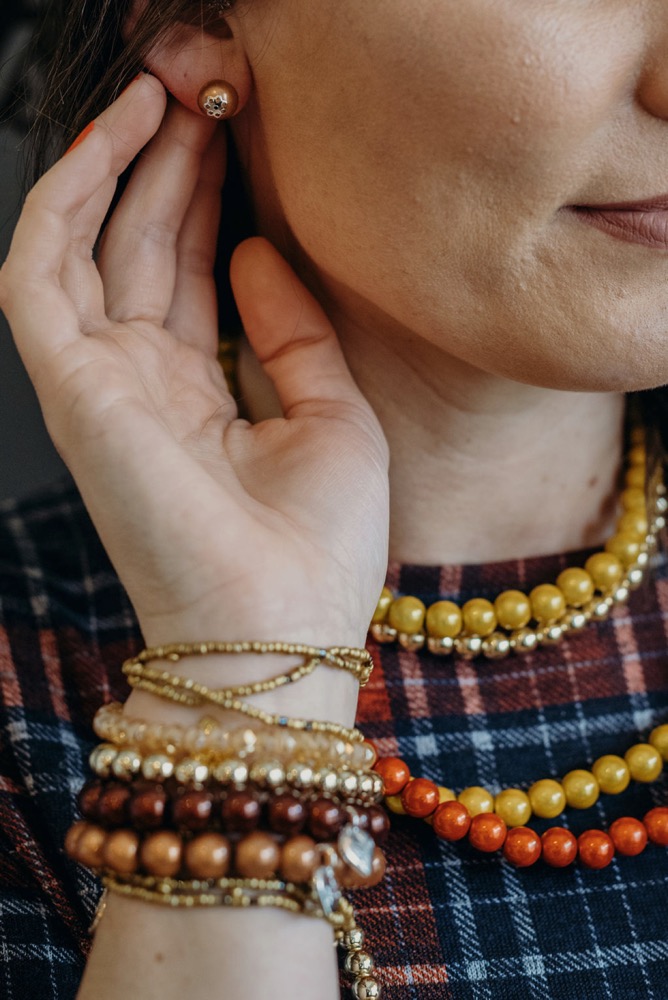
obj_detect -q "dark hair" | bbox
[28,0,237,177]
[24,0,668,452]
[27,0,251,320]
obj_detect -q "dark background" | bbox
[0,4,67,501]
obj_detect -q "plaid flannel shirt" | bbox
[0,478,666,999]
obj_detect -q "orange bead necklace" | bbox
[369,727,668,870]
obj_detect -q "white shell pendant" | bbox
[313,864,341,916]
[338,824,375,877]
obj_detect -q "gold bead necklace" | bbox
[369,432,666,660]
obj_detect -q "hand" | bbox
[0,76,389,647]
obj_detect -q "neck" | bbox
[237,275,626,568]
[330,299,625,567]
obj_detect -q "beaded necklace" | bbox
[369,430,666,660]
[370,726,668,870]
[365,427,667,871]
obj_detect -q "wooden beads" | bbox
[67,819,387,888]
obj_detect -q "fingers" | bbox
[230,238,366,420]
[98,101,217,328]
[163,127,226,353]
[0,75,167,373]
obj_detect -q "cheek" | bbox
[249,1,656,391]
[264,1,636,262]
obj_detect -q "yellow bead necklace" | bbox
[370,431,666,660]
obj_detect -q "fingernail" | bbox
[119,72,147,98]
[64,121,95,156]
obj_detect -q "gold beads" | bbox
[584,552,624,593]
[605,533,644,568]
[621,487,646,512]
[616,511,648,537]
[367,429,658,659]
[494,788,532,827]
[527,779,566,819]
[591,754,630,794]
[494,591,531,630]
[556,568,594,607]
[649,724,668,762]
[387,596,426,634]
[458,786,494,816]
[562,769,599,809]
[530,584,566,624]
[425,601,462,639]
[372,587,393,624]
[624,743,663,783]
[462,599,497,637]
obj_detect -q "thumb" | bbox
[230,237,365,420]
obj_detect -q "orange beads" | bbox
[609,817,648,857]
[503,827,542,867]
[578,830,615,869]
[373,757,410,796]
[541,828,578,868]
[468,813,507,853]
[432,801,472,841]
[644,807,668,846]
[401,777,440,818]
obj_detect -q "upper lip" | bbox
[574,194,668,212]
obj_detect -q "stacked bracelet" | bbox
[94,702,377,769]
[67,640,386,999]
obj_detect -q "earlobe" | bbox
[134,4,251,119]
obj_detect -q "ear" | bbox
[127,4,252,117]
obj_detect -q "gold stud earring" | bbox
[197,81,239,120]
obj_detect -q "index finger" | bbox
[0,76,167,368]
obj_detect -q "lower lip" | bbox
[570,206,668,250]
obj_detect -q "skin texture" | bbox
[2,2,668,998]
[231,0,668,393]
[151,0,668,562]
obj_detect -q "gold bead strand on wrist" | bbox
[121,642,372,743]
[369,431,666,660]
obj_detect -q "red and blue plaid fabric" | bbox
[0,479,667,999]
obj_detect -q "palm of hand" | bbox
[0,79,389,642]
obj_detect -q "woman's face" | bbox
[232,0,668,392]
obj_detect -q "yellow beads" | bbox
[458,786,494,816]
[462,599,496,638]
[372,587,393,624]
[621,487,646,512]
[624,742,663,783]
[425,601,462,639]
[369,428,658,658]
[591,754,630,794]
[625,465,645,490]
[649,723,668,762]
[562,769,599,809]
[605,533,644,568]
[616,511,648,537]
[387,596,426,634]
[494,788,532,827]
[494,591,531,631]
[530,585,566,624]
[584,552,624,593]
[528,778,566,818]
[385,794,407,815]
[556,568,595,607]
